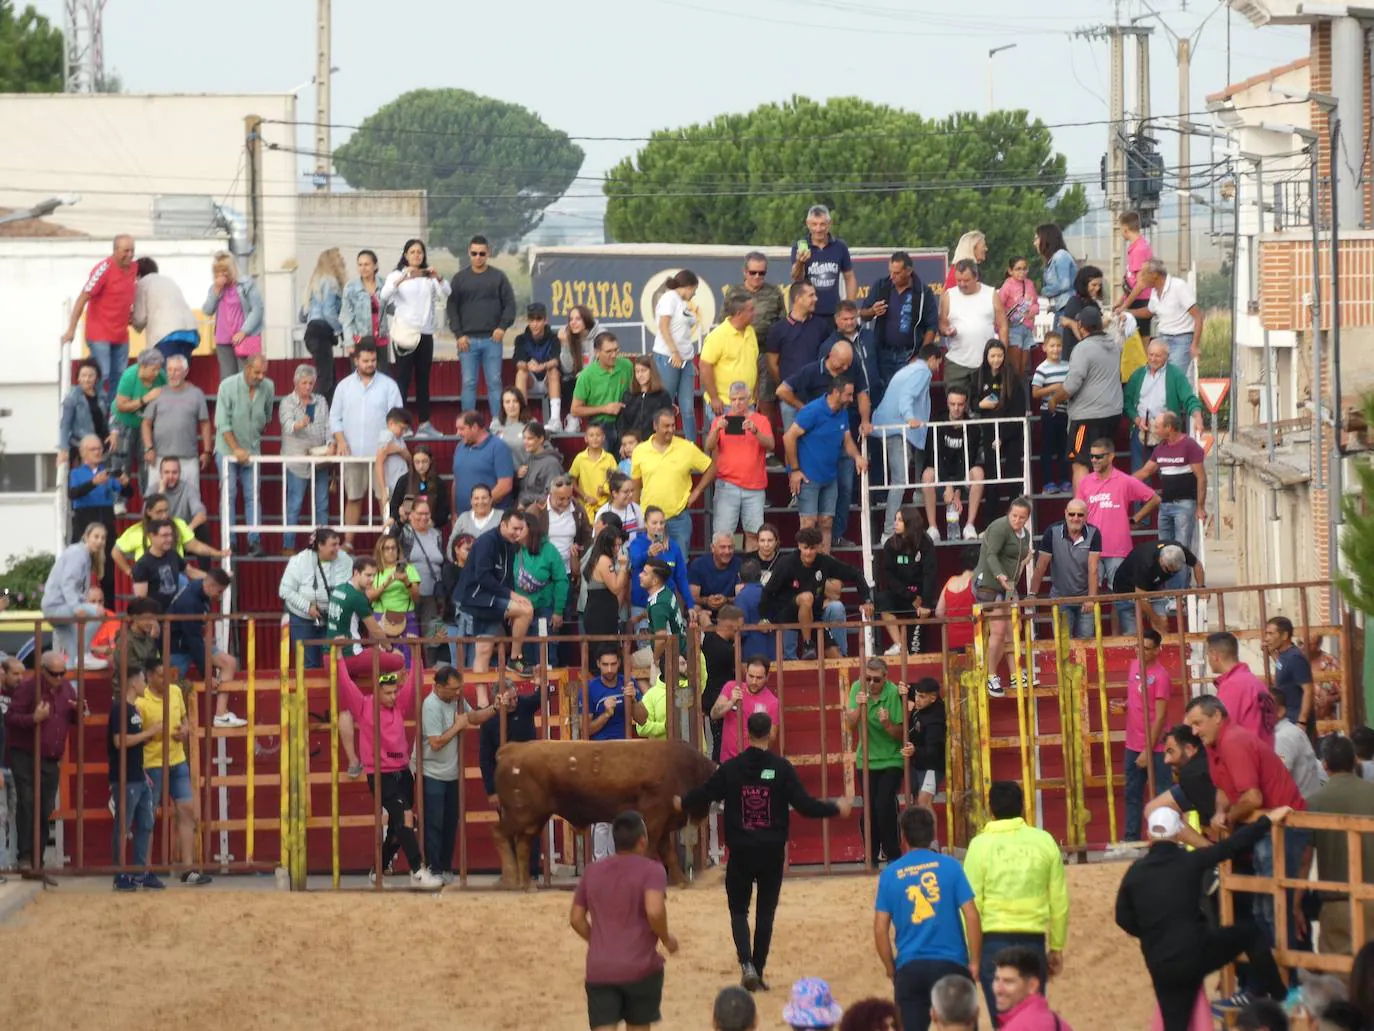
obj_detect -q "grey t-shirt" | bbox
[421,692,468,781]
[161,477,206,523]
[406,527,446,595]
[1061,332,1124,422]
[146,384,208,457]
[1041,520,1103,598]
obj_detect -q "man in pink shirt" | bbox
[1118,629,1172,842]
[708,655,779,762]
[1207,631,1275,747]
[992,947,1073,1030]
[1074,439,1159,633]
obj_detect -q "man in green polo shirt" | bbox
[570,330,633,452]
[845,656,906,868]
[112,349,168,500]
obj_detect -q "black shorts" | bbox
[586,970,663,1029]
[1067,415,1122,466]
[876,588,916,616]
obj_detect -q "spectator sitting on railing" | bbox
[140,353,210,496]
[68,433,126,602]
[454,509,535,684]
[165,569,243,729]
[760,526,870,662]
[137,660,212,886]
[972,497,1035,699]
[278,364,333,553]
[330,339,403,553]
[335,661,443,889]
[214,353,275,559]
[279,528,353,670]
[920,386,985,542]
[875,506,938,657]
[328,555,405,777]
[41,523,110,671]
[131,519,208,612]
[113,492,224,574]
[899,678,946,809]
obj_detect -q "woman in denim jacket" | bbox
[342,248,391,373]
[303,248,347,402]
[203,251,265,381]
[1034,223,1078,332]
[59,359,116,469]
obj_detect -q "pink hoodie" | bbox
[336,660,420,773]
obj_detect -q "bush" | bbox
[0,551,55,608]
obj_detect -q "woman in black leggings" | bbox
[381,239,451,438]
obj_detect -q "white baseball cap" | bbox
[1148,808,1184,840]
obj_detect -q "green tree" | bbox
[0,1,63,92]
[604,96,1087,264]
[334,89,584,255]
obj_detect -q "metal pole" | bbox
[1178,38,1192,272]
[314,0,331,190]
[1107,27,1127,302]
[1310,146,1325,494]
[1327,116,1343,612]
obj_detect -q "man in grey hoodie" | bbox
[516,420,566,507]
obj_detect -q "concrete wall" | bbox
[295,191,429,289]
[0,93,300,356]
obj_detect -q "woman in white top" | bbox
[449,483,499,550]
[557,304,600,377]
[381,238,451,439]
[492,388,529,467]
[652,270,701,441]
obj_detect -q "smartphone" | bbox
[724,415,745,435]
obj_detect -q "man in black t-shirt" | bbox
[759,527,871,661]
[131,519,206,612]
[702,604,745,762]
[919,386,985,542]
[108,660,163,891]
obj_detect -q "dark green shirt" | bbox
[646,586,687,660]
[327,582,373,656]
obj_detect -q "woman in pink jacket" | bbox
[336,661,444,888]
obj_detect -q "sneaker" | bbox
[741,962,762,992]
[347,762,364,780]
[799,643,818,661]
[414,421,440,439]
[833,536,856,548]
[214,712,248,729]
[1059,481,1075,494]
[181,871,212,887]
[563,416,581,433]
[787,493,799,509]
[884,643,902,657]
[765,455,785,471]
[1211,991,1253,1016]
[987,675,1005,698]
[368,868,382,886]
[113,873,138,892]
[410,866,443,890]
[440,871,456,886]
[113,499,127,516]
[79,653,109,671]
[138,872,166,890]
[961,523,978,540]
[543,418,563,434]
[1044,482,1061,495]
[508,658,535,678]
[925,526,940,544]
[246,542,265,559]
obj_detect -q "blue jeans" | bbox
[1123,748,1171,841]
[654,353,696,441]
[110,777,155,869]
[666,511,692,556]
[1098,556,1134,633]
[459,335,503,416]
[877,348,911,390]
[1009,324,1036,351]
[447,613,475,668]
[284,468,331,552]
[221,456,261,545]
[1160,333,1193,373]
[1157,499,1198,591]
[1054,602,1095,639]
[834,453,855,539]
[882,433,926,536]
[1252,826,1314,953]
[979,932,1046,1026]
[1129,429,1151,474]
[783,599,848,659]
[87,340,129,413]
[422,777,458,874]
[46,601,105,663]
[289,611,327,669]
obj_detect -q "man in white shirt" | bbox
[1140,258,1202,374]
[329,339,403,549]
[938,259,1007,403]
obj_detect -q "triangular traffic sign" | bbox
[1199,432,1215,455]
[1197,378,1231,414]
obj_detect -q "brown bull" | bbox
[493,739,715,889]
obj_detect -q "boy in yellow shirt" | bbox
[136,662,212,886]
[569,422,618,521]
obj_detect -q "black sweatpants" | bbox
[896,958,969,1031]
[859,767,904,865]
[304,320,340,403]
[367,768,423,872]
[11,752,60,867]
[393,335,434,424]
[724,844,786,977]
[1147,921,1286,1031]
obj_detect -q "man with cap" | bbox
[676,711,852,993]
[782,977,844,1030]
[1115,804,1293,1031]
[713,985,758,1031]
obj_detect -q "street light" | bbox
[987,44,1017,113]
[0,194,81,226]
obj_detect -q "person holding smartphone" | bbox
[705,381,773,552]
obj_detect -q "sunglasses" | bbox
[469,250,488,257]
[1066,512,1086,518]
[745,269,767,277]
[864,674,886,683]
[1089,452,1111,460]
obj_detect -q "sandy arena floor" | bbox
[0,862,1155,1030]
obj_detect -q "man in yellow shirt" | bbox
[135,660,212,886]
[962,781,1068,1026]
[700,294,759,417]
[631,409,715,557]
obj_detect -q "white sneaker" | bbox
[414,421,440,439]
[543,418,563,434]
[563,416,581,433]
[80,654,109,671]
[987,675,1005,698]
[926,526,940,544]
[411,866,443,889]
[884,643,902,657]
[214,712,248,729]
[440,871,455,886]
[961,523,978,540]
[368,869,382,886]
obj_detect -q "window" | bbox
[0,454,56,493]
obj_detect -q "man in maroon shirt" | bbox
[61,235,138,412]
[1184,693,1310,991]
[1207,632,1275,747]
[570,810,679,1031]
[3,652,79,872]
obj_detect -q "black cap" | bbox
[1077,305,1104,333]
[526,302,547,319]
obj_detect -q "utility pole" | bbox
[314,0,332,191]
[244,116,265,282]
[1178,38,1192,270]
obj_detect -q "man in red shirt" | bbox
[1184,692,1310,1008]
[62,235,138,412]
[1207,632,1275,747]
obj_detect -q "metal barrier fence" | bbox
[0,579,1356,882]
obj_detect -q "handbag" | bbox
[390,275,439,355]
[233,334,263,358]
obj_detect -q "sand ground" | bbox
[0,861,1155,1030]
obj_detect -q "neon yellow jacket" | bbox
[963,817,1069,949]
[635,678,668,739]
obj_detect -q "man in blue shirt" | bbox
[688,533,742,619]
[584,650,649,861]
[875,807,982,1031]
[451,410,515,514]
[872,346,944,540]
[863,252,941,390]
[165,569,245,728]
[790,204,856,328]
[776,341,855,490]
[765,283,830,428]
[783,379,868,553]
[817,301,879,547]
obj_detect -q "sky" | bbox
[31,0,1309,242]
